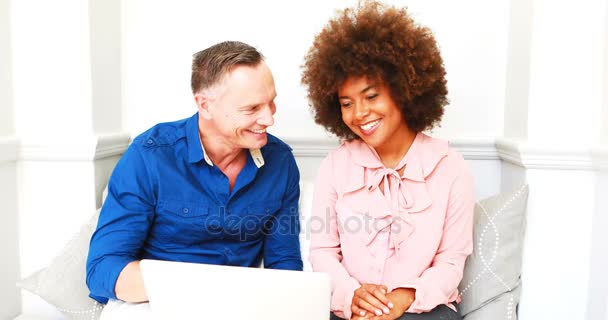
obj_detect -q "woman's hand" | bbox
[365,288,416,320]
[351,283,393,318]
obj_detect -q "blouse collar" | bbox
[343,132,449,182]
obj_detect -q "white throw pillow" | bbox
[459,184,529,319]
[17,209,104,320]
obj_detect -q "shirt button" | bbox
[183,208,189,214]
[147,139,154,145]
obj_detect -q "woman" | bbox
[301,1,474,320]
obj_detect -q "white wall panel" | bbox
[122,0,509,140]
[0,161,21,319]
[11,0,93,139]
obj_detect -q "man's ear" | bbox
[194,92,213,120]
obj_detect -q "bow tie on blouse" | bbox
[340,134,449,258]
[363,167,432,258]
[366,168,414,213]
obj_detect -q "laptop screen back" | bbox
[140,259,331,320]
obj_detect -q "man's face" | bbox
[204,62,277,150]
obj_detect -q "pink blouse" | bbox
[310,133,474,319]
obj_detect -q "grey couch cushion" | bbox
[459,185,529,319]
[463,286,520,320]
[17,209,103,320]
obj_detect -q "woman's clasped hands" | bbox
[351,284,416,320]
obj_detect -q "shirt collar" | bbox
[344,132,448,182]
[186,113,265,168]
[198,131,214,166]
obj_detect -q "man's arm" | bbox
[262,155,303,271]
[86,143,155,303]
[114,261,148,302]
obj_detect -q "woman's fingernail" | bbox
[383,307,390,314]
[388,302,394,308]
[375,309,382,316]
[360,311,366,316]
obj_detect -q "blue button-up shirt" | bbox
[86,113,302,303]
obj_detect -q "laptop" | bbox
[140,259,331,320]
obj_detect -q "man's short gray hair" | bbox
[191,41,264,94]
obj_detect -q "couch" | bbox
[15,181,528,319]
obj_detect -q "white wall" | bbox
[503,0,532,140]
[6,0,128,316]
[603,1,608,147]
[9,0,96,275]
[587,168,608,320]
[500,0,608,319]
[593,6,608,317]
[0,0,21,318]
[0,0,14,136]
[122,0,509,140]
[0,161,20,319]
[11,0,93,141]
[518,169,596,319]
[525,0,605,146]
[90,0,123,134]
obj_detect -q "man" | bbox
[86,41,303,309]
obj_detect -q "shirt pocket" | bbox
[237,200,282,240]
[160,199,209,218]
[152,199,210,246]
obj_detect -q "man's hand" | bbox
[115,260,148,302]
[351,284,393,318]
[365,288,416,320]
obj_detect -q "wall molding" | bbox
[496,138,607,170]
[288,137,606,171]
[11,134,607,170]
[0,136,19,163]
[19,133,131,161]
[285,138,340,158]
[286,137,499,161]
[448,138,499,160]
[592,146,608,170]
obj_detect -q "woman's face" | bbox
[338,76,411,153]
